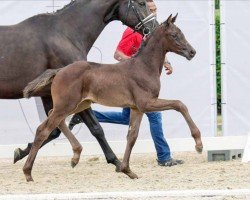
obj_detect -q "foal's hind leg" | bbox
[14,96,61,164]
[58,120,82,168]
[23,111,64,182]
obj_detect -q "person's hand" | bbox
[164,62,173,75]
[114,50,130,61]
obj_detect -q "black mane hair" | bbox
[55,0,78,13]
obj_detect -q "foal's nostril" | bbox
[190,49,196,57]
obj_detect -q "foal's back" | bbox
[51,60,136,108]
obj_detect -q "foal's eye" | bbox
[172,34,178,39]
[139,2,146,6]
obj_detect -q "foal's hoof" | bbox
[24,174,34,182]
[71,159,79,168]
[126,171,139,179]
[71,147,82,168]
[120,167,139,179]
[14,148,22,164]
[195,145,203,154]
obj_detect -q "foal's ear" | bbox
[172,13,178,23]
[164,14,172,26]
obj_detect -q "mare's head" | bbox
[161,14,196,60]
[105,0,157,35]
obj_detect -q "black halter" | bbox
[124,0,156,36]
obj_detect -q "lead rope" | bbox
[18,99,82,140]
[18,99,35,135]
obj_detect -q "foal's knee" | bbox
[36,119,58,141]
[175,100,188,113]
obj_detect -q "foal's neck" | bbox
[136,28,166,76]
[55,0,118,56]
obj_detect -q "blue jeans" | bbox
[93,108,171,162]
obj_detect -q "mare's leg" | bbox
[23,110,65,182]
[14,96,61,163]
[58,120,82,168]
[142,99,203,152]
[69,108,122,170]
[120,108,143,179]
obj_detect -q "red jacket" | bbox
[116,27,143,57]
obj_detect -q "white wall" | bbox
[221,1,250,136]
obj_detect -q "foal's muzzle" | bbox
[185,49,196,60]
[189,49,196,58]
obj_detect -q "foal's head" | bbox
[162,14,196,60]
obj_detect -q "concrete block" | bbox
[207,149,244,162]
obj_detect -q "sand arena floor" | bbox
[0,152,249,199]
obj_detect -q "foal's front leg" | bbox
[120,108,143,179]
[143,99,203,153]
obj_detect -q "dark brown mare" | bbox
[0,0,155,168]
[23,14,203,182]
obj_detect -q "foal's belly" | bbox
[87,91,134,108]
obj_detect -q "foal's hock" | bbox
[23,14,202,182]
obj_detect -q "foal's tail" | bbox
[23,69,61,98]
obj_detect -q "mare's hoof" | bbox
[115,161,122,173]
[195,145,203,154]
[14,148,21,164]
[115,166,121,173]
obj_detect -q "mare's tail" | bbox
[23,69,61,98]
